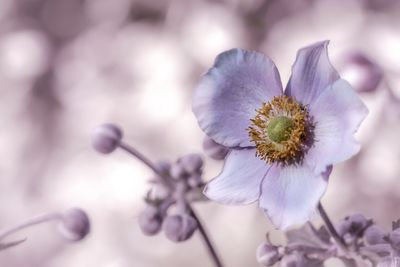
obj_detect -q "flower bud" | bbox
[377,257,400,267]
[389,229,400,250]
[91,123,123,154]
[256,242,280,266]
[338,213,369,237]
[340,53,383,93]
[202,136,229,160]
[180,154,203,174]
[170,163,187,179]
[280,254,306,267]
[138,205,162,236]
[364,225,386,245]
[162,214,197,242]
[187,173,203,188]
[59,208,90,241]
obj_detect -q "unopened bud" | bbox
[202,137,229,160]
[280,254,306,267]
[340,53,383,93]
[138,205,162,236]
[162,214,197,242]
[91,123,123,154]
[154,161,171,176]
[179,154,203,174]
[59,208,90,241]
[389,229,400,250]
[256,242,280,266]
[187,173,203,188]
[364,225,386,245]
[170,163,187,179]
[338,213,368,237]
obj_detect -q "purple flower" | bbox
[192,41,368,229]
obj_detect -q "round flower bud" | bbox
[162,214,197,242]
[389,229,400,250]
[138,205,162,236]
[58,208,90,241]
[280,254,306,267]
[202,136,229,160]
[180,154,203,174]
[187,173,203,188]
[256,242,280,266]
[170,163,187,179]
[338,213,368,237]
[154,161,171,176]
[340,53,383,93]
[91,123,123,154]
[364,225,386,245]
[377,257,400,267]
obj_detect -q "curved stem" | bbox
[189,206,223,267]
[0,212,62,241]
[117,142,224,267]
[318,202,347,251]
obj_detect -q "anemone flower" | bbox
[192,41,368,229]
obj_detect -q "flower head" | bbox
[192,41,368,229]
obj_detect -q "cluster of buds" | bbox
[92,123,208,243]
[256,214,400,267]
[0,208,90,251]
[138,154,206,242]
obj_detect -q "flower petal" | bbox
[285,41,339,106]
[259,164,329,229]
[193,49,283,148]
[306,79,368,174]
[204,148,270,205]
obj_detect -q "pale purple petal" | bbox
[259,164,329,229]
[306,79,368,174]
[285,41,339,106]
[204,148,270,205]
[193,49,283,148]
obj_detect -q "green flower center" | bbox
[266,116,294,143]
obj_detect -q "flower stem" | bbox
[0,212,62,242]
[318,202,347,251]
[118,142,224,267]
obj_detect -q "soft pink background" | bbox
[0,0,399,266]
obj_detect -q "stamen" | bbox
[248,95,311,164]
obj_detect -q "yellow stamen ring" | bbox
[247,95,310,164]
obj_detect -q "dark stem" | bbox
[118,142,224,267]
[189,206,223,267]
[318,202,347,251]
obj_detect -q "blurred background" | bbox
[0,0,400,266]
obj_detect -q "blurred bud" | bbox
[91,123,123,154]
[389,229,400,250]
[340,53,383,93]
[162,214,197,242]
[364,225,387,245]
[256,242,280,266]
[59,208,90,241]
[187,173,203,188]
[154,161,171,176]
[280,254,306,267]
[338,213,369,237]
[138,205,162,236]
[180,154,203,174]
[170,163,187,179]
[377,257,400,267]
[202,136,229,160]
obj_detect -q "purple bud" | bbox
[179,154,203,174]
[280,254,306,267]
[162,214,197,242]
[187,173,203,188]
[58,208,90,241]
[364,225,387,245]
[170,163,187,179]
[377,257,400,267]
[202,137,229,160]
[154,161,171,176]
[91,123,123,154]
[389,229,400,250]
[256,242,280,266]
[340,53,383,93]
[138,205,162,236]
[338,213,369,237]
